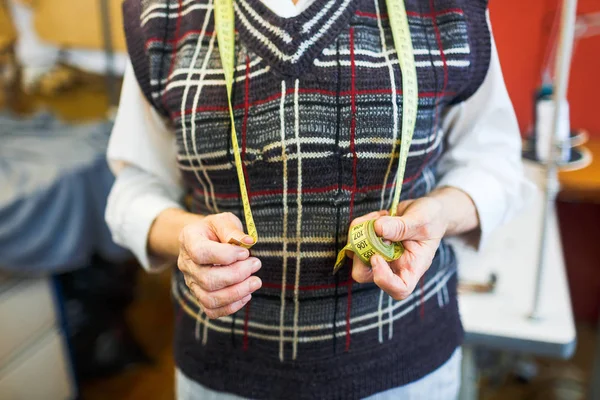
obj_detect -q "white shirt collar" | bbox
[260,0,317,18]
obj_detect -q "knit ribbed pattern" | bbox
[123,0,490,398]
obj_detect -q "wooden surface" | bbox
[0,72,115,122]
[559,139,600,202]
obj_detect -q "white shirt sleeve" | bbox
[437,27,534,250]
[105,61,184,272]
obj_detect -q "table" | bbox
[455,162,577,399]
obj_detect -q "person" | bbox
[105,0,529,398]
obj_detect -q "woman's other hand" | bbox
[350,187,478,300]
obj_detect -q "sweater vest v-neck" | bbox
[123,0,490,398]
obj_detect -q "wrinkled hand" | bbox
[350,196,448,300]
[177,212,262,319]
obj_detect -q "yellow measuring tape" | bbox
[214,0,257,248]
[213,0,418,267]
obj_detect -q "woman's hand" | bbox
[350,187,478,300]
[177,212,262,319]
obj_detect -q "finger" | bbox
[395,199,415,216]
[351,255,373,283]
[188,239,249,265]
[194,257,262,291]
[182,272,195,290]
[373,215,427,242]
[396,240,436,273]
[371,254,418,301]
[204,294,252,319]
[208,212,255,246]
[194,276,262,310]
[177,253,199,277]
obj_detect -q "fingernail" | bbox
[371,255,382,270]
[242,294,252,303]
[373,218,385,236]
[237,248,249,259]
[242,235,255,245]
[249,277,262,291]
[380,219,392,237]
[251,258,261,269]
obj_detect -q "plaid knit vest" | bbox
[123,0,490,398]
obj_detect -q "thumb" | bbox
[374,215,419,242]
[209,213,255,246]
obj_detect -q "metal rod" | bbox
[530,0,578,320]
[99,0,119,109]
[459,346,478,400]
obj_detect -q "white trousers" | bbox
[176,347,462,400]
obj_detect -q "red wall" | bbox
[489,0,600,138]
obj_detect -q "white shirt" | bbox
[105,0,531,271]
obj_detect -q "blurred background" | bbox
[0,0,598,399]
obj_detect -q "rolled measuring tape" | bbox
[333,220,404,274]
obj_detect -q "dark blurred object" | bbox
[557,200,600,325]
[58,255,151,381]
